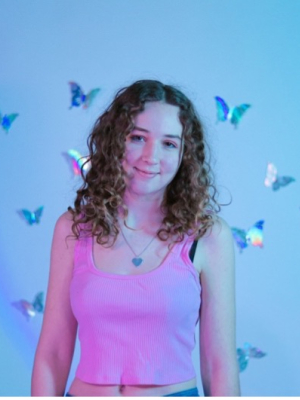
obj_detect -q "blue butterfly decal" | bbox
[215,96,250,128]
[231,220,264,253]
[69,81,101,109]
[265,163,295,191]
[12,292,44,321]
[0,112,19,133]
[237,342,267,372]
[18,206,44,225]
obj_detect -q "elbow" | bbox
[31,348,74,396]
[201,357,241,396]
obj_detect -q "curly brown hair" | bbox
[68,79,221,245]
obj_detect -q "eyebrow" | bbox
[133,126,182,140]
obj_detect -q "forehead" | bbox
[133,101,182,135]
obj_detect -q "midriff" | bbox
[68,376,197,396]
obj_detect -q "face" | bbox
[122,101,184,198]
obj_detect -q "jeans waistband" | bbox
[66,386,199,397]
[164,387,199,396]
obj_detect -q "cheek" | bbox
[163,154,182,174]
[124,144,137,160]
[122,148,139,177]
[122,147,133,166]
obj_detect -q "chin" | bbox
[127,185,165,197]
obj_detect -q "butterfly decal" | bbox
[231,220,264,252]
[264,162,295,191]
[18,206,44,225]
[63,149,91,176]
[68,82,101,109]
[0,112,19,133]
[237,342,267,372]
[12,292,44,321]
[214,96,251,128]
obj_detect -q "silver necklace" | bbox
[119,224,158,267]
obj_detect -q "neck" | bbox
[119,190,165,230]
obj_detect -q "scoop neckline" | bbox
[88,235,178,279]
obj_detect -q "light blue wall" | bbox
[1,0,299,396]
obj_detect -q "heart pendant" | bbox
[132,257,143,267]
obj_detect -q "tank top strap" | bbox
[180,233,197,262]
[176,232,201,289]
[73,231,92,273]
[169,232,196,261]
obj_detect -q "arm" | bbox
[197,217,240,396]
[31,211,78,396]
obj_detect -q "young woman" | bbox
[31,80,240,397]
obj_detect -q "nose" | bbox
[142,140,159,164]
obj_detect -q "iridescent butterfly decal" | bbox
[18,206,44,225]
[12,292,44,321]
[215,96,251,128]
[264,162,295,191]
[68,82,101,109]
[0,112,19,133]
[63,149,91,176]
[231,220,264,252]
[237,342,267,372]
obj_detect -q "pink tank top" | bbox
[70,232,201,385]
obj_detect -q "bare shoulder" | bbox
[53,210,76,248]
[201,215,233,245]
[197,216,234,274]
[55,210,74,233]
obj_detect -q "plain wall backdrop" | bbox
[0,0,299,396]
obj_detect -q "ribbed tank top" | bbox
[70,232,201,385]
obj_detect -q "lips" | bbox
[134,167,159,177]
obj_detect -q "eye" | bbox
[129,134,145,142]
[164,141,177,148]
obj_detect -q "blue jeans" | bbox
[66,387,199,397]
[164,387,199,396]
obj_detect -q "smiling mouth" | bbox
[134,167,159,176]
